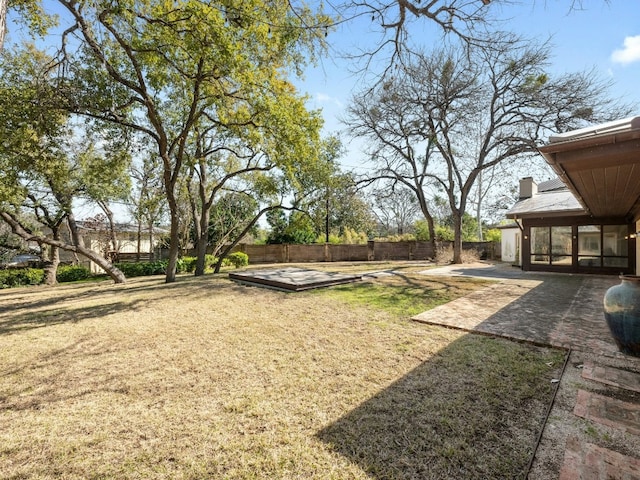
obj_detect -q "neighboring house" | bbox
[58,221,167,273]
[506,116,640,275]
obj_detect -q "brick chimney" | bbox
[519,177,538,199]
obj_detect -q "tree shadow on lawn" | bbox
[0,298,148,335]
[0,274,232,318]
[316,333,565,480]
[0,334,152,412]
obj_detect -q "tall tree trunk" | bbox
[148,220,154,259]
[452,209,463,264]
[136,218,142,261]
[0,0,6,51]
[476,170,483,241]
[187,174,207,277]
[189,158,212,277]
[163,158,180,283]
[416,195,437,258]
[194,230,208,276]
[98,200,118,262]
[165,210,179,283]
[43,226,62,285]
[45,244,60,285]
[193,200,212,276]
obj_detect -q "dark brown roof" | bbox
[538,116,640,221]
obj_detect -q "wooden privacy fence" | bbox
[152,241,499,265]
[229,240,499,264]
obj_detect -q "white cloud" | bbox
[315,93,343,108]
[611,35,640,65]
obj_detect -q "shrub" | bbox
[435,243,480,264]
[374,233,417,242]
[56,265,91,283]
[114,261,167,278]
[226,252,249,268]
[0,268,45,288]
[205,254,217,270]
[414,220,431,241]
[484,228,502,243]
[435,225,454,241]
[177,256,197,273]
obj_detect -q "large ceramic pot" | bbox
[603,275,640,357]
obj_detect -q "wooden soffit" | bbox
[539,117,640,222]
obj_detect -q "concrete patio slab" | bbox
[229,267,362,291]
[413,267,620,354]
[418,261,530,280]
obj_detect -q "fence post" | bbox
[367,240,375,261]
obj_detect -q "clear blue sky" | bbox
[294,1,640,172]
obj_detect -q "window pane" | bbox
[530,227,549,255]
[604,257,628,268]
[552,255,572,265]
[578,225,601,255]
[531,254,550,265]
[603,225,628,256]
[578,256,601,267]
[530,227,550,265]
[551,226,572,256]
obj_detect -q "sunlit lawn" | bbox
[0,264,564,479]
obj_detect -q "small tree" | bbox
[129,154,167,261]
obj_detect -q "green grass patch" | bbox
[317,272,491,318]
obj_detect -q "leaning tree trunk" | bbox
[0,211,126,283]
[212,205,280,273]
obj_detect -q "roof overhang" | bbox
[539,116,640,222]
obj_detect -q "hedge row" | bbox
[113,260,168,278]
[0,265,95,288]
[0,268,45,288]
[114,252,249,278]
[0,253,250,287]
[56,265,92,283]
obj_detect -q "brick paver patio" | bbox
[558,436,640,480]
[413,262,640,479]
[414,264,620,354]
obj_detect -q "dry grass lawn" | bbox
[0,264,565,479]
